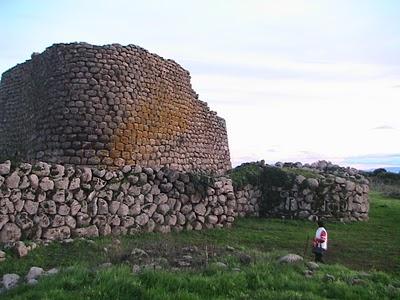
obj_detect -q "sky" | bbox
[1,0,400,171]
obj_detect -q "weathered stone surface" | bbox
[152,212,164,224]
[0,215,9,230]
[65,216,77,228]
[157,204,170,215]
[129,203,141,216]
[306,178,319,189]
[0,160,11,175]
[160,183,173,193]
[42,226,71,240]
[0,249,6,262]
[14,241,28,257]
[39,177,54,191]
[69,178,81,191]
[109,201,120,214]
[28,174,39,189]
[117,203,129,216]
[72,225,99,238]
[2,273,20,289]
[32,162,50,177]
[194,203,206,216]
[6,171,20,189]
[278,254,303,264]
[207,215,218,224]
[181,204,192,214]
[135,213,149,226]
[26,267,44,281]
[0,223,21,243]
[81,168,92,183]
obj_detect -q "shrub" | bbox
[258,167,295,216]
[228,162,262,188]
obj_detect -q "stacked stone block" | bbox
[0,43,231,174]
[233,161,370,221]
[0,160,236,243]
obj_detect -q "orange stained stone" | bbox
[120,136,129,144]
[139,145,146,154]
[125,144,133,152]
[115,128,124,136]
[114,158,125,167]
[115,142,125,151]
[110,149,121,158]
[102,157,114,165]
[122,151,131,160]
[114,134,123,143]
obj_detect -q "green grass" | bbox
[1,192,399,299]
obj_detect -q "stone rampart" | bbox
[0,160,235,243]
[231,161,370,221]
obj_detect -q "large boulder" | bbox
[2,273,20,290]
[277,254,303,264]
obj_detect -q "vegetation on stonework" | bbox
[0,154,21,167]
[189,172,215,196]
[227,162,262,188]
[0,192,399,299]
[258,166,295,215]
[228,161,322,190]
[282,167,322,179]
[228,162,301,215]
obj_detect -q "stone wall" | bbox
[0,160,236,243]
[0,160,370,243]
[234,185,261,217]
[0,43,231,174]
[232,161,370,222]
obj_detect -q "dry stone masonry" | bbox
[0,160,236,243]
[233,161,370,221]
[0,42,231,174]
[0,159,369,243]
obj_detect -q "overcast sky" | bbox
[1,0,399,170]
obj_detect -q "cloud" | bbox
[266,148,278,153]
[372,125,396,130]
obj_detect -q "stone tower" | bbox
[0,43,231,174]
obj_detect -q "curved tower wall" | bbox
[0,43,231,174]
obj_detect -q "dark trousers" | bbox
[314,252,324,263]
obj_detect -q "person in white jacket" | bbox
[312,220,328,263]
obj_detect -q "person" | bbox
[312,220,328,263]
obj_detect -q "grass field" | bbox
[0,192,399,299]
